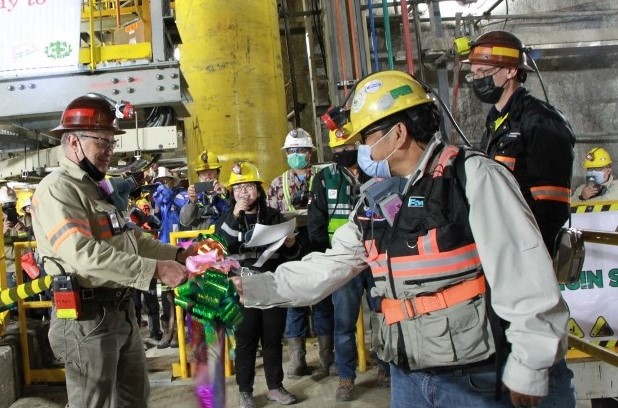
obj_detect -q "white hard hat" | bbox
[153,167,178,185]
[0,186,17,204]
[281,128,315,150]
[22,198,33,210]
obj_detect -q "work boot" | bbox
[336,378,354,401]
[239,391,255,408]
[168,296,179,348]
[313,335,337,376]
[170,320,179,348]
[377,364,391,387]
[157,319,171,349]
[148,314,163,341]
[266,387,297,405]
[286,337,311,377]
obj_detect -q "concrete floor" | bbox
[8,333,392,408]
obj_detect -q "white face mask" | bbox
[587,169,607,185]
[357,126,398,178]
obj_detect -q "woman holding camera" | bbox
[215,161,300,408]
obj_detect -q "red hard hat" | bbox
[49,93,125,137]
[466,31,534,72]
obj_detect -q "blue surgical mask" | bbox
[357,127,397,178]
[587,169,607,185]
[287,153,308,169]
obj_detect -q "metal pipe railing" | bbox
[568,334,618,367]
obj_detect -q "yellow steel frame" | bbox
[81,0,153,69]
[168,228,236,379]
[13,241,65,385]
[0,222,7,337]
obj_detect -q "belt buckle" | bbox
[414,292,447,315]
[82,288,94,300]
[240,267,253,276]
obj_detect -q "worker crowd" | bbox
[1,30,614,408]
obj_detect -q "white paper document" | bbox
[245,219,296,247]
[244,219,296,268]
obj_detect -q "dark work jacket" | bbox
[479,87,575,255]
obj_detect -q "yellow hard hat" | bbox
[195,151,222,172]
[228,162,263,186]
[584,147,612,168]
[328,123,360,148]
[348,70,435,139]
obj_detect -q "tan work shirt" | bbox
[32,156,178,291]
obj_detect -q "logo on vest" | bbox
[408,197,424,207]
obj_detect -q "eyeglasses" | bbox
[232,183,257,193]
[361,123,397,144]
[286,147,311,154]
[77,134,119,150]
[465,67,503,83]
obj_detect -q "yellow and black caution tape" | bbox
[571,201,618,213]
[0,275,52,311]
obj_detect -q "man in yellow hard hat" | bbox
[231,70,569,408]
[180,150,229,230]
[308,124,389,400]
[572,147,618,203]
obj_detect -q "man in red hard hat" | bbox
[33,93,196,407]
[467,31,576,408]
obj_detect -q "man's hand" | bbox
[212,180,227,196]
[581,183,601,200]
[176,242,201,264]
[230,275,244,303]
[187,184,198,203]
[508,388,542,407]
[283,235,296,248]
[155,260,188,288]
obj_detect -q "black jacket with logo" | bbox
[479,87,575,255]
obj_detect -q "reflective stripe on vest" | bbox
[361,144,482,285]
[323,165,355,241]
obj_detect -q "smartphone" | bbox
[195,181,215,194]
[585,176,599,188]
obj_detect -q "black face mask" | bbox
[472,75,505,104]
[333,149,358,168]
[77,140,106,181]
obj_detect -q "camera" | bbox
[4,206,18,223]
[291,190,310,208]
[195,181,215,194]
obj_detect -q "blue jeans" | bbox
[285,295,333,338]
[332,272,365,379]
[390,359,575,408]
[539,359,575,408]
[390,365,513,408]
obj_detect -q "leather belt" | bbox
[80,287,135,302]
[381,275,486,325]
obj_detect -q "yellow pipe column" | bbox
[175,0,288,185]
